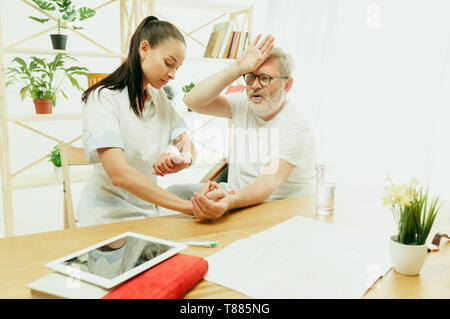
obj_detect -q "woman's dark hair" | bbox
[81,16,185,117]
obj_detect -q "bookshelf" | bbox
[0,0,253,237]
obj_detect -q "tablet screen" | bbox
[63,236,171,279]
[46,233,187,288]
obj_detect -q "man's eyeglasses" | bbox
[243,72,289,87]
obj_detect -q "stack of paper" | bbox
[205,216,392,299]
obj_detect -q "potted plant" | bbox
[6,53,90,114]
[163,84,175,101]
[382,175,441,275]
[49,144,62,178]
[29,0,96,50]
[182,81,196,111]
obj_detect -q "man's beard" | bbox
[247,86,285,118]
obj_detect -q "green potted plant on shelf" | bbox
[49,144,62,178]
[163,84,175,101]
[29,0,96,50]
[182,81,196,111]
[382,175,441,275]
[6,53,90,114]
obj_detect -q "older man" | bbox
[168,35,316,220]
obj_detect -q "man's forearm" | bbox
[184,62,242,109]
[228,175,280,210]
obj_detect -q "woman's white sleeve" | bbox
[82,93,124,163]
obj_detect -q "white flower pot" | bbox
[389,235,428,275]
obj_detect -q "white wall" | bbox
[266,0,450,202]
[0,0,269,237]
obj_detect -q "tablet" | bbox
[46,232,187,289]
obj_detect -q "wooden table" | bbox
[0,196,449,299]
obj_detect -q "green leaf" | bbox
[56,0,72,12]
[65,66,88,72]
[31,0,56,11]
[31,56,47,68]
[20,86,29,101]
[60,89,68,100]
[78,7,96,21]
[62,8,77,22]
[11,57,27,68]
[29,16,50,23]
[66,73,81,90]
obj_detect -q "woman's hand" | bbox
[152,152,192,176]
[236,34,275,75]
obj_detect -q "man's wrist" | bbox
[229,61,244,78]
[227,192,239,210]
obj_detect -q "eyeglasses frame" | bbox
[243,72,289,87]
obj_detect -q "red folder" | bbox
[102,254,208,299]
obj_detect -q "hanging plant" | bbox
[29,0,96,50]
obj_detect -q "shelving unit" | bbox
[0,0,252,237]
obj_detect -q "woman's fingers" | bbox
[197,194,223,218]
[165,157,174,169]
[206,189,226,201]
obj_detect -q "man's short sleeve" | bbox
[277,120,316,169]
[82,91,124,163]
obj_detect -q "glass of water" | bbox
[316,182,336,216]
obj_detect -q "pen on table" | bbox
[175,240,218,248]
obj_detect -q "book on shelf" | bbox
[204,30,218,58]
[230,32,241,59]
[236,32,248,59]
[218,22,233,58]
[27,254,208,299]
[203,21,249,59]
[221,30,235,59]
[225,32,237,58]
[211,21,230,58]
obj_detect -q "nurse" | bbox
[77,16,195,226]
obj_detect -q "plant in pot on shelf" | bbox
[382,175,441,275]
[6,53,90,114]
[163,84,175,101]
[49,144,62,178]
[29,0,96,50]
[182,81,195,111]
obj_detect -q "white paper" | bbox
[205,216,392,298]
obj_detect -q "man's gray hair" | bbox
[269,47,294,78]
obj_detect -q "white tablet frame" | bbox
[46,232,187,289]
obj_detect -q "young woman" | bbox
[77,16,196,226]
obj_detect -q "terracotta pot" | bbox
[33,99,52,114]
[389,235,428,275]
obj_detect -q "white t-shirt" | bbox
[225,92,316,200]
[77,84,187,226]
